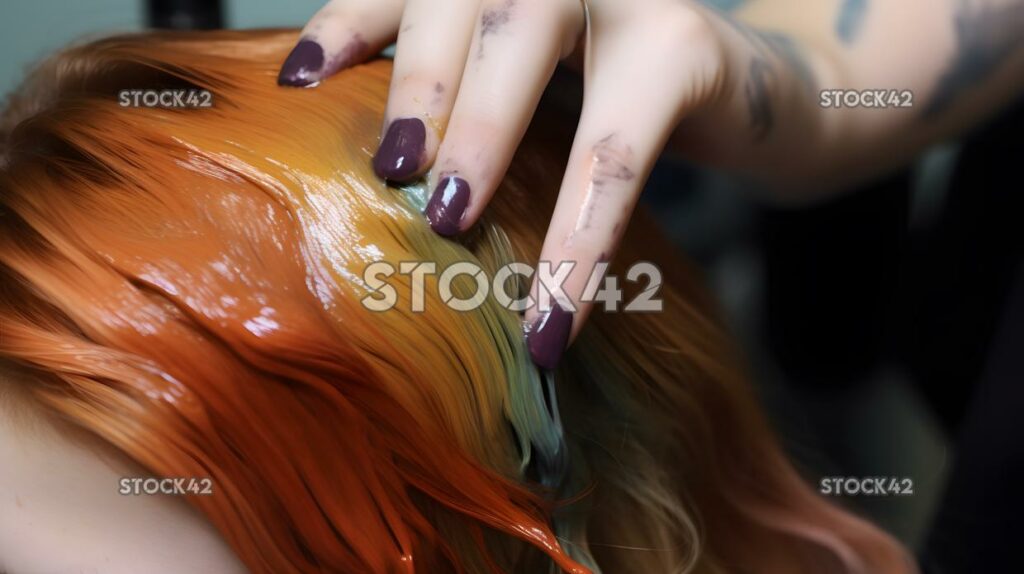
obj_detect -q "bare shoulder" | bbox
[0,367,246,574]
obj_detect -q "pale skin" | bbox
[283,0,1024,369]
[7,4,1021,570]
[0,370,246,574]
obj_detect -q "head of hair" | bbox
[0,29,913,574]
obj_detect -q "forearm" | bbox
[679,0,1024,199]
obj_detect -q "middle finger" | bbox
[422,0,585,236]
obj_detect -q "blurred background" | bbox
[0,1,318,94]
[3,1,1021,569]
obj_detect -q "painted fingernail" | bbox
[373,118,426,181]
[525,302,573,370]
[278,40,324,87]
[425,176,470,237]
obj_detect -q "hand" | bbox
[279,0,732,369]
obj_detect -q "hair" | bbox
[0,29,915,574]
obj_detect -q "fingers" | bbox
[280,0,726,373]
[525,7,724,370]
[278,0,405,87]
[421,0,585,233]
[371,0,480,181]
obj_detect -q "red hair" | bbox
[0,30,915,573]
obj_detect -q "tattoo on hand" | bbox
[758,31,818,92]
[924,0,1024,118]
[717,14,819,94]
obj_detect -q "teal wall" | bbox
[0,0,323,96]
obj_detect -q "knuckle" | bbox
[388,74,451,117]
[439,116,503,170]
[479,0,580,32]
[650,6,717,51]
[632,6,726,81]
[392,69,439,93]
[550,0,585,29]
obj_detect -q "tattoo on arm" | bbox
[924,0,1024,118]
[836,0,869,44]
[747,57,776,141]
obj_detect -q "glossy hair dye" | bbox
[0,30,914,574]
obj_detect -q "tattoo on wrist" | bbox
[923,0,1024,118]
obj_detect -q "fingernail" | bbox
[278,40,325,87]
[525,302,573,370]
[425,176,470,237]
[373,118,427,181]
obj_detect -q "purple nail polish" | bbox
[526,302,573,370]
[278,40,325,87]
[373,118,426,181]
[425,176,470,237]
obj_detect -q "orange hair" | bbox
[0,30,915,573]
